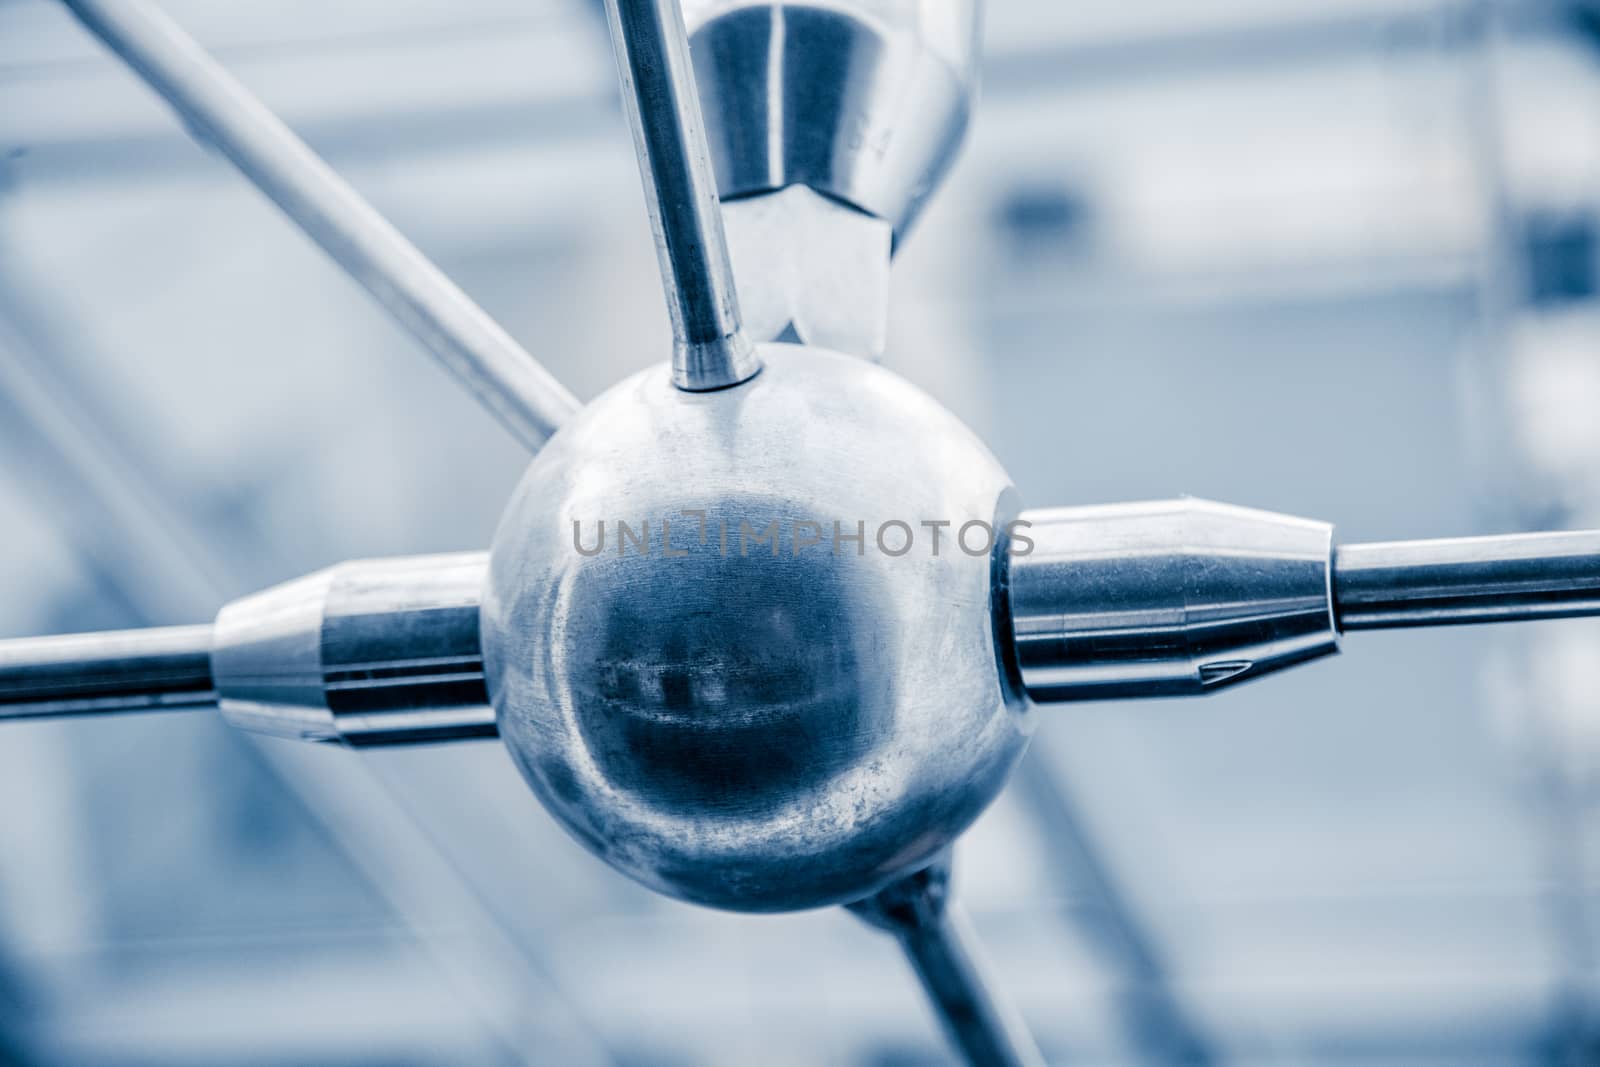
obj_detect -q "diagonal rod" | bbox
[602,0,758,391]
[896,904,1045,1067]
[0,261,612,1065]
[851,861,1046,1067]
[59,0,580,451]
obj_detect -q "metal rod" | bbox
[0,269,612,1065]
[211,553,497,747]
[0,625,215,720]
[1334,530,1600,630]
[602,0,759,391]
[898,905,1046,1067]
[0,554,497,744]
[850,862,1045,1067]
[1007,499,1339,702]
[60,0,580,451]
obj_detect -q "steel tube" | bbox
[212,552,496,747]
[1334,530,1600,630]
[1007,499,1339,702]
[684,0,979,240]
[604,0,758,391]
[61,0,580,451]
[0,624,215,720]
[0,555,497,745]
[896,906,1046,1067]
[850,862,1045,1067]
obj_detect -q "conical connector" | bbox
[211,553,494,745]
[1005,499,1340,702]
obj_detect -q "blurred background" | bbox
[2,0,1600,1063]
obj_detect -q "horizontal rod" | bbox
[0,555,497,746]
[212,553,495,746]
[1006,500,1339,701]
[1334,529,1600,630]
[604,0,758,391]
[61,0,580,451]
[0,624,215,720]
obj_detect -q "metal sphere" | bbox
[481,344,1033,912]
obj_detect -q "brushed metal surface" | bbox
[0,624,214,719]
[212,553,495,746]
[605,0,759,391]
[1335,530,1600,629]
[483,343,1033,911]
[721,186,892,359]
[851,857,1047,1067]
[1008,498,1340,702]
[685,0,978,240]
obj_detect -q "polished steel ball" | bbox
[481,344,1033,912]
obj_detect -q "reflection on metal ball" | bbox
[482,344,1033,911]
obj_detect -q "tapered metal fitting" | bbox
[684,0,980,242]
[1006,499,1340,702]
[721,186,892,358]
[211,552,493,746]
[680,1,981,361]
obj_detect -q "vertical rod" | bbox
[850,862,1046,1067]
[602,0,759,391]
[60,0,580,451]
